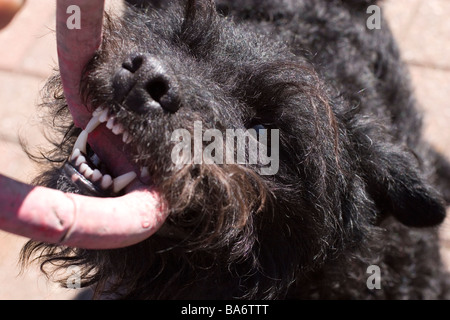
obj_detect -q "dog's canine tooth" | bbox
[101,174,113,190]
[73,130,89,154]
[85,115,101,134]
[113,171,137,193]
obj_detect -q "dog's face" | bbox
[31,0,446,299]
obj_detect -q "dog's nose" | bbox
[113,53,181,114]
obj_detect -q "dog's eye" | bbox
[252,124,266,135]
[246,121,267,136]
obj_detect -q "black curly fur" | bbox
[21,0,450,299]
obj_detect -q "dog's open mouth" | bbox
[65,107,149,197]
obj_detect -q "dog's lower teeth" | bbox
[79,163,89,174]
[84,167,94,179]
[71,152,137,193]
[101,175,113,190]
[75,155,87,167]
[113,172,137,193]
[71,148,81,161]
[91,169,103,182]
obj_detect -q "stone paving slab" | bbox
[400,0,450,70]
[0,0,55,75]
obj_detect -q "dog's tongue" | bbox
[0,0,168,249]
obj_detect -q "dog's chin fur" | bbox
[20,0,450,299]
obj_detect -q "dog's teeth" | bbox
[101,174,113,190]
[99,109,109,123]
[84,167,94,179]
[73,130,89,154]
[92,107,104,118]
[75,155,86,167]
[113,171,137,193]
[122,131,132,144]
[112,123,125,135]
[106,117,115,130]
[71,148,81,161]
[91,169,103,182]
[85,115,101,134]
[140,167,149,179]
[122,131,130,144]
[79,163,89,174]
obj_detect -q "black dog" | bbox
[22,0,450,299]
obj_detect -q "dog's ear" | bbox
[365,147,446,228]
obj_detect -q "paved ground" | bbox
[0,0,449,299]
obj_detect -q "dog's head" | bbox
[26,0,446,299]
